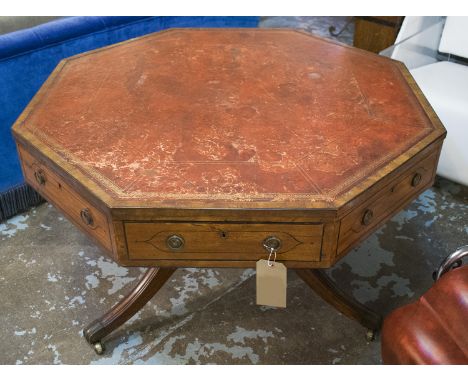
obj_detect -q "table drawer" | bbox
[338,151,438,254]
[18,145,112,251]
[125,222,323,262]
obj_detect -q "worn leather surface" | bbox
[19,29,436,206]
[381,266,468,364]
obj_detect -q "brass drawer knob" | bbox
[362,209,374,226]
[166,234,185,250]
[80,208,95,227]
[34,169,46,185]
[412,172,422,187]
[263,236,282,251]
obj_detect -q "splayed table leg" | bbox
[295,268,382,340]
[83,267,176,354]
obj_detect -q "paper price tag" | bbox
[256,259,287,308]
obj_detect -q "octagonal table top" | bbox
[13,29,445,209]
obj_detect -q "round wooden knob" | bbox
[34,169,46,185]
[80,208,94,227]
[263,236,282,250]
[166,235,185,250]
[362,209,374,226]
[412,172,422,187]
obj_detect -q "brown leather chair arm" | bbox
[381,247,468,364]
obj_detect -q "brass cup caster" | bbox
[366,329,376,342]
[92,341,105,355]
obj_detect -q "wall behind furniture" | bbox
[0,17,62,35]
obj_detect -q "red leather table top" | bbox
[17,29,440,209]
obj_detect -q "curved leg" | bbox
[83,267,176,353]
[295,269,382,334]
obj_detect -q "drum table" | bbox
[12,29,446,354]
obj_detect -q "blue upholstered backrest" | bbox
[0,16,259,193]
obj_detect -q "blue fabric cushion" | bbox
[0,16,259,194]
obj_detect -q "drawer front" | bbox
[18,145,112,251]
[338,151,438,254]
[125,222,323,262]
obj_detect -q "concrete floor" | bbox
[1,17,467,364]
[259,16,354,45]
[1,177,467,365]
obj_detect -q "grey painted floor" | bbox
[259,16,354,45]
[1,177,467,364]
[1,17,467,364]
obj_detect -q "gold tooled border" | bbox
[12,29,446,210]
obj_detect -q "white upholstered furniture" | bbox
[382,16,468,186]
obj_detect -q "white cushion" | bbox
[411,61,468,186]
[439,16,468,59]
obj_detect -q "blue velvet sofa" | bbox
[0,16,259,221]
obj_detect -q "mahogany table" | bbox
[12,29,446,355]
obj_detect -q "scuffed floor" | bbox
[1,177,467,364]
[259,16,355,45]
[1,17,467,364]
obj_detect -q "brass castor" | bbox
[366,329,376,342]
[92,341,105,355]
